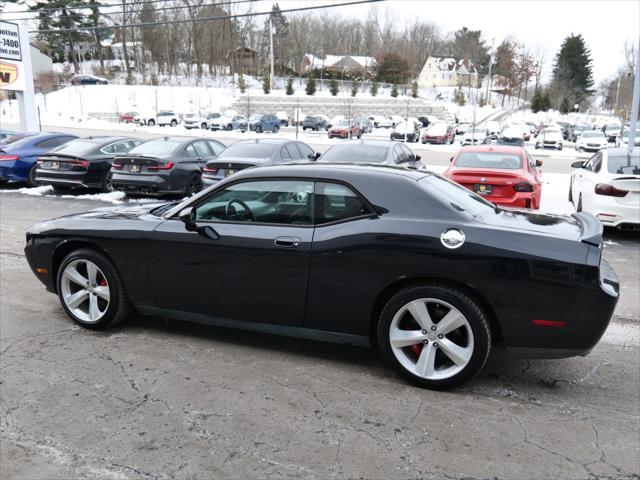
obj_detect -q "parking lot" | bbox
[1,133,639,478]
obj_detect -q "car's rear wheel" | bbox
[171,120,177,127]
[201,122,208,129]
[147,119,156,127]
[255,126,262,133]
[226,124,233,131]
[27,164,39,187]
[378,284,491,389]
[102,172,114,193]
[184,174,202,197]
[57,249,130,330]
[273,125,279,133]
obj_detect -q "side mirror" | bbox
[535,159,543,167]
[308,152,321,161]
[449,156,454,162]
[415,155,421,161]
[571,161,585,169]
[179,207,197,231]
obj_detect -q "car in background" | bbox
[240,113,281,133]
[535,129,563,150]
[276,111,289,126]
[615,130,640,148]
[390,120,421,142]
[524,122,537,135]
[418,115,440,128]
[602,124,621,143]
[421,123,455,144]
[575,131,607,152]
[569,124,591,142]
[570,148,639,229]
[379,115,405,129]
[110,137,225,197]
[35,136,142,192]
[302,116,329,131]
[0,133,77,186]
[0,132,35,147]
[497,127,525,146]
[328,119,362,139]
[184,113,221,130]
[460,127,490,146]
[210,112,244,131]
[556,121,571,140]
[455,122,472,135]
[25,163,619,390]
[0,129,19,141]
[200,113,222,130]
[328,115,346,128]
[138,110,181,127]
[512,124,531,141]
[368,115,385,128]
[444,145,543,209]
[70,74,108,85]
[318,139,424,169]
[202,139,315,186]
[118,112,138,124]
[485,121,501,139]
[354,117,374,134]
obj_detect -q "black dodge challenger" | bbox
[24,164,619,389]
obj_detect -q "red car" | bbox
[328,120,362,139]
[443,145,543,209]
[421,122,455,144]
[119,111,138,123]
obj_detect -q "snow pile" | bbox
[0,185,53,196]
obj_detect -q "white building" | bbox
[417,56,478,89]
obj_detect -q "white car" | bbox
[575,131,607,152]
[368,115,386,128]
[379,115,404,128]
[535,129,563,150]
[615,130,640,148]
[135,110,181,127]
[461,127,490,145]
[570,148,640,229]
[210,110,241,131]
[484,121,501,139]
[276,111,289,126]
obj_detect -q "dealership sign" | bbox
[0,21,26,91]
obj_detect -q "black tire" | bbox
[147,119,155,127]
[27,164,39,187]
[568,183,573,203]
[303,127,307,131]
[102,171,114,193]
[377,284,491,390]
[273,125,279,133]
[255,125,262,133]
[227,124,233,131]
[184,174,202,197]
[558,144,562,151]
[577,195,582,212]
[170,120,177,127]
[56,249,131,330]
[201,122,208,130]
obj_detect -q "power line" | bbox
[4,0,256,20]
[29,0,384,33]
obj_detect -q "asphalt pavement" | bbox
[1,187,639,479]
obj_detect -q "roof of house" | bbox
[424,56,477,74]
[303,54,377,70]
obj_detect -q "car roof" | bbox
[73,136,134,145]
[144,136,194,143]
[232,162,428,181]
[232,138,293,145]
[327,139,396,148]
[457,145,525,154]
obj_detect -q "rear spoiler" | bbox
[573,211,603,246]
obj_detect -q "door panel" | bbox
[146,220,312,326]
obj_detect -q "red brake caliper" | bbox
[99,277,107,286]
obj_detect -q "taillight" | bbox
[203,166,218,174]
[0,154,19,161]
[595,183,628,197]
[112,162,123,169]
[147,162,174,171]
[513,182,534,192]
[70,159,89,167]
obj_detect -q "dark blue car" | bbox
[239,113,281,133]
[0,133,77,186]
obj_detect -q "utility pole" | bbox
[485,37,495,104]
[626,46,639,154]
[269,18,275,92]
[614,74,622,115]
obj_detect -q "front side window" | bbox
[315,182,372,224]
[296,142,314,159]
[195,180,314,225]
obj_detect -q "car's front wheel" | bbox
[57,249,130,330]
[201,122,208,129]
[171,120,177,127]
[147,119,156,127]
[378,284,491,389]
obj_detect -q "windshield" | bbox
[455,151,522,169]
[129,139,182,156]
[320,144,389,163]
[607,152,640,174]
[582,131,605,139]
[419,175,496,219]
[49,140,99,156]
[220,142,278,159]
[501,128,522,137]
[428,124,447,135]
[249,114,263,121]
[466,128,487,136]
[336,120,350,126]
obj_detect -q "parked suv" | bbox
[240,113,280,133]
[210,113,244,131]
[302,116,329,131]
[140,110,181,127]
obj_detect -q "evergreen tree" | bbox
[411,81,419,98]
[263,71,270,94]
[390,83,399,98]
[559,97,571,114]
[238,73,247,93]
[286,77,294,95]
[531,88,543,113]
[305,72,316,95]
[260,4,289,75]
[449,27,491,77]
[329,77,339,96]
[551,34,594,106]
[370,80,378,97]
[351,79,359,97]
[454,86,466,106]
[542,89,552,111]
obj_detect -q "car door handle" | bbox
[274,236,300,248]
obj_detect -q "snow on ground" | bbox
[0,185,54,196]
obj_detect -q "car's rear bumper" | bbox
[35,170,99,189]
[0,163,28,182]
[111,172,176,195]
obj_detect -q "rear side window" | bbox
[607,152,640,174]
[281,145,293,160]
[184,144,198,157]
[193,141,212,157]
[207,140,225,156]
[36,136,73,149]
[315,182,372,224]
[102,140,135,154]
[296,142,314,159]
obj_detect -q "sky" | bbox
[262,0,640,83]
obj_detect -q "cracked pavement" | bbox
[1,192,639,480]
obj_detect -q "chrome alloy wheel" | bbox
[60,259,110,323]
[389,298,474,380]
